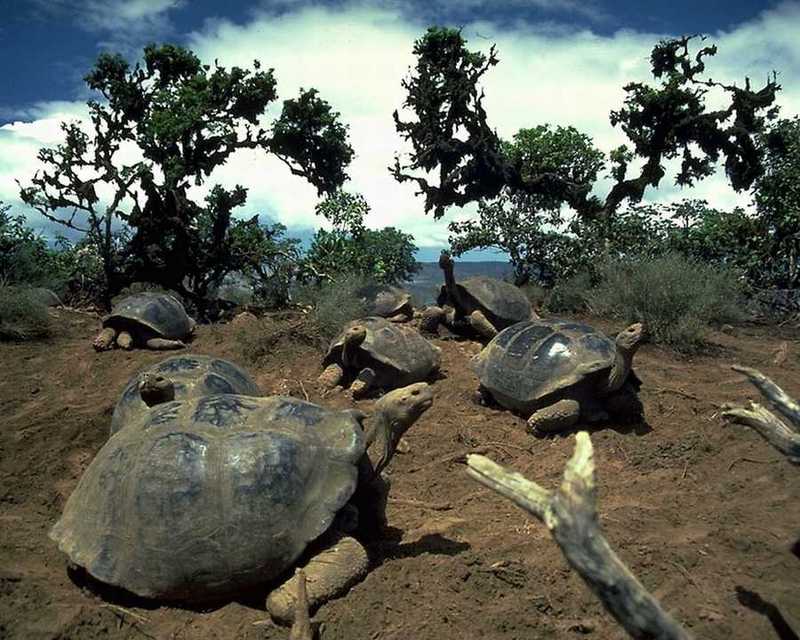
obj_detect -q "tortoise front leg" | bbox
[350,367,376,399]
[145,338,186,350]
[318,363,344,389]
[117,331,134,350]
[92,327,117,351]
[527,399,581,435]
[468,309,497,340]
[266,535,369,625]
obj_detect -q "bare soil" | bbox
[1,309,799,640]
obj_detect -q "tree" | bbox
[447,124,605,284]
[753,117,800,287]
[305,191,419,284]
[19,44,353,305]
[392,28,780,222]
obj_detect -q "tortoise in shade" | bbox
[50,380,433,624]
[472,319,646,434]
[358,284,414,322]
[110,354,262,436]
[420,251,534,340]
[319,316,441,398]
[93,292,194,351]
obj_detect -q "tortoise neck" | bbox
[363,411,394,480]
[604,348,634,395]
[441,263,463,308]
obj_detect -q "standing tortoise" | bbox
[50,381,433,623]
[472,319,646,434]
[93,292,194,351]
[319,316,441,397]
[421,252,534,340]
[110,354,262,436]
[358,284,414,322]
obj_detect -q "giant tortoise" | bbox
[93,292,194,351]
[50,380,433,623]
[421,252,534,340]
[319,316,441,397]
[358,284,414,322]
[110,354,262,436]
[472,319,646,434]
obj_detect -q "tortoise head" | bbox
[368,383,434,476]
[438,250,453,272]
[615,322,647,355]
[344,324,368,348]
[138,373,176,407]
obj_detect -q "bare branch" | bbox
[467,432,691,640]
[723,366,800,464]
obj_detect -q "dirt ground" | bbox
[1,309,799,640]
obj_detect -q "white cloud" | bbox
[2,1,798,252]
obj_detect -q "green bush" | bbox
[546,271,594,314]
[0,286,51,341]
[587,253,745,351]
[293,273,371,343]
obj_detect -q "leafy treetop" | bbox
[392,28,780,220]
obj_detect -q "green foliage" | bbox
[587,254,745,351]
[293,272,371,343]
[0,203,64,288]
[0,286,51,341]
[752,117,800,287]
[394,30,779,221]
[19,43,353,308]
[228,218,304,309]
[306,190,419,284]
[546,271,594,314]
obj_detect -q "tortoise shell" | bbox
[50,394,365,600]
[358,284,412,318]
[438,276,531,328]
[110,354,262,436]
[472,319,619,412]
[324,317,440,386]
[103,292,193,340]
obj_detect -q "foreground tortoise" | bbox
[358,284,413,322]
[111,354,262,436]
[51,381,433,623]
[422,251,534,340]
[93,292,194,351]
[319,316,441,397]
[473,319,646,434]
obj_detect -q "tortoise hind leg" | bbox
[145,337,186,350]
[93,327,116,351]
[527,399,581,435]
[266,535,369,625]
[468,310,497,340]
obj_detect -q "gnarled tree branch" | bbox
[722,366,800,465]
[467,432,691,640]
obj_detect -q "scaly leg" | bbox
[527,399,581,435]
[92,327,116,351]
[350,367,376,399]
[116,331,134,350]
[145,337,186,350]
[318,363,344,389]
[266,535,369,625]
[468,310,497,340]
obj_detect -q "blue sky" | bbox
[1,0,798,261]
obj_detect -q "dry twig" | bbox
[722,366,800,465]
[466,432,691,640]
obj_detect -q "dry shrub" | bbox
[588,253,745,352]
[0,286,51,341]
